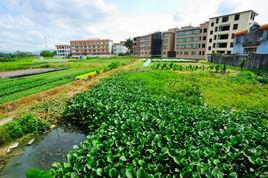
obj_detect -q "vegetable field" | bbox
[51,69,268,177]
[0,58,133,104]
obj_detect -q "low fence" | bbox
[208,53,268,70]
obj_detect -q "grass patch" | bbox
[0,114,49,146]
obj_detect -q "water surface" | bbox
[0,126,86,178]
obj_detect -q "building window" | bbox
[211,22,214,27]
[230,42,233,48]
[234,14,240,21]
[191,51,196,55]
[180,51,183,55]
[202,44,206,48]
[210,30,213,35]
[250,13,255,20]
[184,51,189,55]
[209,39,212,43]
[213,43,216,48]
[214,35,217,40]
[204,28,207,33]
[203,36,206,40]
[222,16,229,22]
[232,34,234,39]
[208,46,211,50]
[227,51,231,54]
[233,24,238,30]
[216,18,219,24]
[215,27,218,32]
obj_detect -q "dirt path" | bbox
[0,60,141,120]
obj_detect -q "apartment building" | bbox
[70,39,113,56]
[140,34,152,57]
[206,10,258,55]
[162,28,176,58]
[55,45,71,58]
[132,36,141,57]
[112,42,128,55]
[175,22,209,59]
[233,23,268,55]
[133,32,162,57]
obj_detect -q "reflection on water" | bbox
[1,126,86,178]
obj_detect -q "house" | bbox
[233,23,268,55]
[55,45,71,58]
[175,22,208,60]
[206,10,258,55]
[112,42,128,55]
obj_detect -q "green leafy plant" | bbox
[50,72,268,177]
[26,168,53,178]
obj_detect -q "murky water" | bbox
[0,126,86,178]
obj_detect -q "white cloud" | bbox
[0,0,267,52]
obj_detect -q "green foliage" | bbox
[26,168,53,178]
[51,73,268,177]
[105,61,120,71]
[152,62,228,73]
[0,51,34,62]
[40,50,54,57]
[124,38,133,52]
[252,70,268,84]
[240,58,248,71]
[0,58,132,104]
[0,114,49,145]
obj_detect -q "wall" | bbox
[256,30,268,54]
[208,53,268,70]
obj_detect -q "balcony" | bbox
[242,31,263,47]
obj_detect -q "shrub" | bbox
[0,114,49,145]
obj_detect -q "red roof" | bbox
[260,23,268,30]
[233,30,247,36]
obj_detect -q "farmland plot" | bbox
[51,70,268,177]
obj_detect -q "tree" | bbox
[40,50,53,57]
[124,38,133,53]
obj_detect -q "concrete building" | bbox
[132,36,141,57]
[162,28,176,58]
[55,45,71,58]
[112,42,128,55]
[206,10,258,55]
[70,39,113,57]
[132,32,162,58]
[175,22,209,60]
[233,23,268,55]
[140,34,152,57]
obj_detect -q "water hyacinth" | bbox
[52,72,268,177]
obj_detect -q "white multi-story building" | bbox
[112,42,128,55]
[55,45,71,58]
[206,10,258,55]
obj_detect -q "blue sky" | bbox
[0,0,267,52]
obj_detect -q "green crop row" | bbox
[0,69,94,104]
[51,72,268,177]
[152,62,228,73]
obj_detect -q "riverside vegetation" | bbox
[44,68,268,177]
